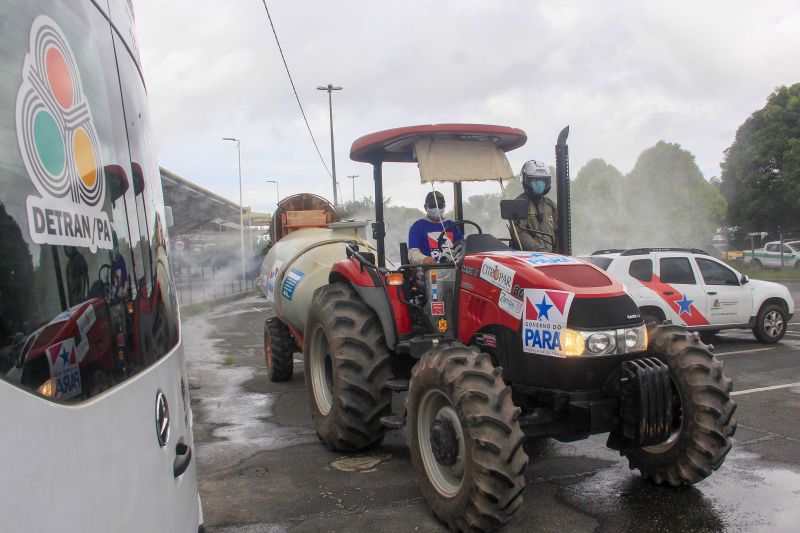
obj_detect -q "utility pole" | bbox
[317,83,342,206]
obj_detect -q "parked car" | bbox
[743,241,800,269]
[584,248,794,343]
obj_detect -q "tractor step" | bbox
[385,379,409,392]
[380,415,404,430]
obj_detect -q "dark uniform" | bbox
[512,192,557,252]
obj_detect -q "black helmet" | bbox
[520,160,551,198]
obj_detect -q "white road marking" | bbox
[252,307,266,313]
[732,382,800,396]
[716,347,775,357]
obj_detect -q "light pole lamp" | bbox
[347,174,359,203]
[222,137,246,285]
[317,83,342,207]
[266,179,280,202]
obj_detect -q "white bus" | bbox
[0,1,202,531]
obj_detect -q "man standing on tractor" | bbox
[512,159,558,251]
[408,191,463,264]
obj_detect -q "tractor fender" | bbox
[329,259,403,349]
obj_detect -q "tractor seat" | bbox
[463,233,510,255]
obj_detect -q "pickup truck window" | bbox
[782,245,794,254]
[696,258,739,286]
[660,257,696,285]
[629,259,653,282]
[766,243,779,252]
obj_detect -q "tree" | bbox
[571,159,626,252]
[625,141,726,249]
[721,83,800,232]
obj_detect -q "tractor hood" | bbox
[461,251,643,329]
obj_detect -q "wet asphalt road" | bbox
[184,283,800,532]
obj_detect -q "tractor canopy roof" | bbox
[350,124,527,183]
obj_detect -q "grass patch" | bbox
[723,261,800,281]
[223,355,234,366]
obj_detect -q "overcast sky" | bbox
[133,0,800,214]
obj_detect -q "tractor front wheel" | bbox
[304,283,393,451]
[620,324,737,485]
[264,317,295,382]
[407,343,528,531]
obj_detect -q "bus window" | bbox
[0,1,175,401]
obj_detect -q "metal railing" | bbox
[174,264,256,306]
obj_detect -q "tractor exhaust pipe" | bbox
[555,126,571,256]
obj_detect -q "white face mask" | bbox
[426,207,445,219]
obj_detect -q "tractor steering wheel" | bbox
[436,220,482,263]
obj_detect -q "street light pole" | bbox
[222,137,246,286]
[317,83,342,207]
[266,179,280,203]
[347,174,359,203]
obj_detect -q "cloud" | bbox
[133,0,800,213]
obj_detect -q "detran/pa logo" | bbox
[16,16,112,252]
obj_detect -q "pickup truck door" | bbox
[694,257,752,325]
[654,255,710,327]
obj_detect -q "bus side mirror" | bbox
[164,206,174,229]
[500,199,528,221]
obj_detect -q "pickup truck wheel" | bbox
[264,317,294,382]
[751,259,762,268]
[794,261,800,270]
[304,283,392,451]
[753,303,787,343]
[407,343,528,531]
[619,324,737,486]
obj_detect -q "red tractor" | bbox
[265,124,736,531]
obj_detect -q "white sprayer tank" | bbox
[260,221,371,332]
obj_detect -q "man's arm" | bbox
[408,220,433,265]
[512,218,538,251]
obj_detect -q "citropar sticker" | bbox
[431,301,445,316]
[16,16,112,252]
[522,288,575,357]
[480,258,515,292]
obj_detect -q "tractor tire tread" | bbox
[620,324,737,486]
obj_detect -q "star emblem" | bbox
[676,293,693,316]
[59,346,70,364]
[535,296,553,320]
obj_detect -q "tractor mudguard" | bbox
[329,257,412,349]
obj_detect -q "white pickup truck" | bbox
[743,241,800,269]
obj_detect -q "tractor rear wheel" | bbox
[620,324,737,485]
[407,343,527,531]
[264,317,294,382]
[304,283,392,451]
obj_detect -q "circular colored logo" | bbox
[16,16,104,207]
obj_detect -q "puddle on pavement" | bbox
[553,446,800,532]
[328,454,393,473]
[182,298,317,474]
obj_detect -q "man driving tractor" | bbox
[408,190,463,264]
[511,159,557,251]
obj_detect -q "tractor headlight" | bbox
[586,333,613,354]
[37,378,55,398]
[563,324,648,357]
[563,329,586,357]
